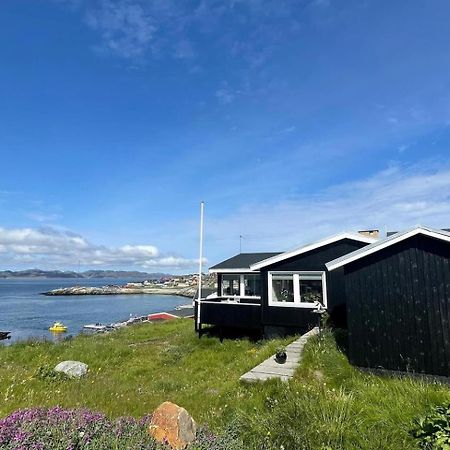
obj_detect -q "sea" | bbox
[0,278,189,345]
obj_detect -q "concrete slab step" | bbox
[240,372,292,383]
[258,360,299,370]
[251,366,295,376]
[240,327,319,383]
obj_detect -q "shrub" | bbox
[189,423,245,450]
[0,407,160,449]
[412,403,450,449]
[34,365,69,382]
[0,407,244,450]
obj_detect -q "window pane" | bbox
[222,275,240,296]
[244,274,261,296]
[300,278,323,304]
[272,275,294,302]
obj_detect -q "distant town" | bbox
[42,273,217,298]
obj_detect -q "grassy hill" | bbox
[0,319,448,449]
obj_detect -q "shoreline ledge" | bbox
[42,285,197,298]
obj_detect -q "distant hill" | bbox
[0,269,170,280]
[82,270,169,280]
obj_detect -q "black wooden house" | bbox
[195,232,375,337]
[326,226,450,377]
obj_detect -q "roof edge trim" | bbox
[326,226,450,271]
[250,232,377,270]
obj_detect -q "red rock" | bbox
[148,402,197,450]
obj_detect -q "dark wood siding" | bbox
[259,271,318,330]
[261,239,370,331]
[344,234,450,376]
[200,302,262,329]
[217,274,223,296]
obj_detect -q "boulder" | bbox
[54,361,88,378]
[148,402,196,450]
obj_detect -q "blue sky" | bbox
[1,0,450,272]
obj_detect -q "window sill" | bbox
[268,302,322,308]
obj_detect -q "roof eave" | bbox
[208,268,260,274]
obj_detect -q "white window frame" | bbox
[221,273,262,299]
[268,271,327,308]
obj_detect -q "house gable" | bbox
[250,233,376,271]
[326,226,450,271]
[341,232,450,376]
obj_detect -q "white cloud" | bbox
[0,227,200,271]
[61,0,303,66]
[214,81,245,105]
[215,87,234,105]
[206,162,450,252]
[85,0,156,58]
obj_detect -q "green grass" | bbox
[0,319,291,427]
[1,319,449,449]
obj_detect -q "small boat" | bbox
[175,304,194,310]
[0,331,11,340]
[83,323,108,332]
[49,322,67,332]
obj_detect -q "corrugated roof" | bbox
[209,252,281,272]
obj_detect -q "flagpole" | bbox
[196,201,204,331]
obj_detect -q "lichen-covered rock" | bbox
[148,401,196,450]
[54,361,88,378]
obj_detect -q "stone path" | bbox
[240,327,319,382]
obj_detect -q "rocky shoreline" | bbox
[43,285,198,298]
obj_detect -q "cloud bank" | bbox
[0,227,199,271]
[206,162,450,253]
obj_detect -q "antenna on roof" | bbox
[239,235,243,253]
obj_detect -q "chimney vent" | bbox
[358,229,379,238]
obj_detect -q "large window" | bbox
[244,274,261,296]
[271,274,295,302]
[221,273,261,297]
[222,274,240,296]
[268,272,326,307]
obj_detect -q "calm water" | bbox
[0,279,189,344]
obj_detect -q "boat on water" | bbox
[83,323,114,333]
[49,322,68,332]
[0,331,11,340]
[175,304,194,310]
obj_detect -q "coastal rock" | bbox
[42,285,198,298]
[148,402,196,450]
[54,361,88,378]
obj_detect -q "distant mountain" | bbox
[81,270,168,280]
[0,269,82,279]
[0,269,171,280]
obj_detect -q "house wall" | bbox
[260,239,370,335]
[199,301,261,329]
[344,234,450,377]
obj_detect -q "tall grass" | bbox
[235,331,450,449]
[1,321,449,449]
[0,320,290,428]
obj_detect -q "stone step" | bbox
[258,360,299,370]
[240,372,292,383]
[251,366,295,376]
[240,327,319,383]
